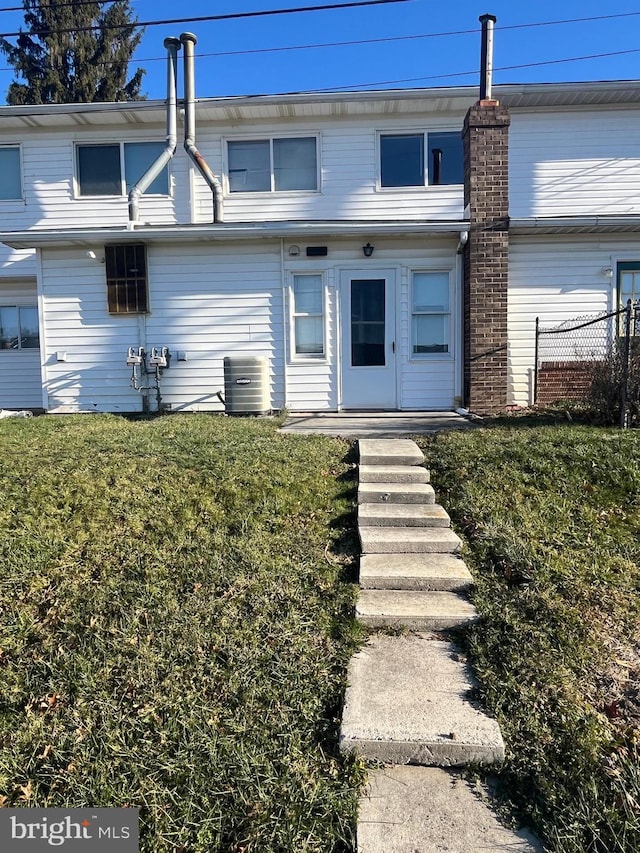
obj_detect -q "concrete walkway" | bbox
[279,411,475,437]
[339,438,542,852]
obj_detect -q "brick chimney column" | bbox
[462,101,510,414]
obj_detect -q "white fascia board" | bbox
[0,220,469,250]
[510,215,640,234]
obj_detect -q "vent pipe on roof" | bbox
[180,32,224,223]
[479,14,497,102]
[128,37,181,223]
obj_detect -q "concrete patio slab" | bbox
[359,553,473,591]
[279,411,475,438]
[358,766,543,853]
[356,589,478,630]
[340,635,505,766]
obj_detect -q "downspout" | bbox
[128,37,181,223]
[180,32,224,223]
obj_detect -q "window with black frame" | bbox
[105,244,148,314]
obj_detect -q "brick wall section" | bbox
[462,101,511,415]
[536,361,593,406]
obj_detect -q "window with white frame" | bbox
[76,141,169,197]
[228,137,318,193]
[380,131,463,188]
[411,271,451,355]
[0,306,39,350]
[0,146,22,200]
[291,274,324,357]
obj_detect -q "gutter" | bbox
[0,221,470,250]
[509,215,640,234]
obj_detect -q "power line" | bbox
[290,47,640,94]
[0,0,415,38]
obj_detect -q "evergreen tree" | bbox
[0,0,145,105]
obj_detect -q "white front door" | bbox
[339,269,397,409]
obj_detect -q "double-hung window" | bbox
[380,131,462,188]
[77,142,169,197]
[228,137,318,193]
[105,244,148,314]
[291,274,324,357]
[0,146,22,200]
[0,306,39,350]
[411,271,451,355]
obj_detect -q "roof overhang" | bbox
[510,216,640,235]
[2,80,640,129]
[0,220,469,250]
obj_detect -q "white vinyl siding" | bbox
[510,109,640,218]
[505,237,640,406]
[40,244,284,413]
[0,281,42,409]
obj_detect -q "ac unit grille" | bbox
[223,356,270,415]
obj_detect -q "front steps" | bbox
[340,438,530,852]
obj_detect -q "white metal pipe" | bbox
[180,32,224,223]
[128,37,181,223]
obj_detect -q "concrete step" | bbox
[358,482,435,505]
[356,590,478,630]
[359,553,473,591]
[359,464,430,484]
[360,527,462,554]
[358,503,450,528]
[359,439,424,467]
[358,766,543,853]
[340,635,505,767]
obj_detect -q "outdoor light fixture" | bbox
[362,242,375,257]
[601,267,614,279]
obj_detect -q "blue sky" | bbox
[1,0,640,101]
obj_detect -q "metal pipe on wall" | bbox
[479,14,497,102]
[128,37,181,223]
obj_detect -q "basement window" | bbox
[380,131,463,188]
[411,271,451,355]
[227,137,318,193]
[105,244,148,314]
[77,142,169,197]
[0,146,22,200]
[0,306,39,349]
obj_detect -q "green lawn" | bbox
[419,422,640,853]
[0,415,364,852]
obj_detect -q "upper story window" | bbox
[228,137,318,193]
[380,131,463,188]
[0,305,39,349]
[105,244,148,314]
[411,271,451,356]
[0,146,22,200]
[76,142,169,197]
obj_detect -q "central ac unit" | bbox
[223,356,270,415]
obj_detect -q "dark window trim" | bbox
[105,243,148,314]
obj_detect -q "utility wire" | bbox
[0,0,414,38]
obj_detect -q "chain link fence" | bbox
[534,300,640,427]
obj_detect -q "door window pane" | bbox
[19,306,39,348]
[274,137,317,190]
[0,147,22,199]
[380,134,424,187]
[77,144,122,195]
[427,132,463,185]
[0,307,18,349]
[124,141,169,195]
[228,140,271,192]
[351,279,385,366]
